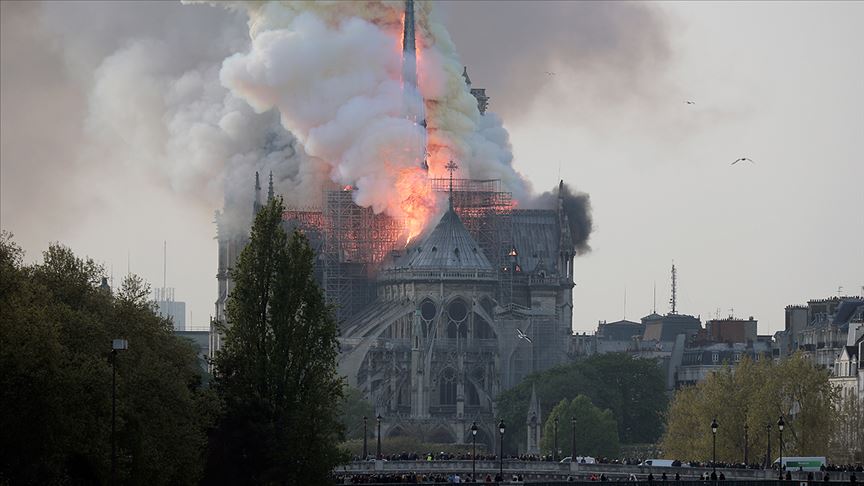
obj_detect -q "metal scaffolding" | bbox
[283,179,515,324]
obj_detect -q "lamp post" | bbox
[711,417,718,475]
[376,414,382,459]
[111,338,128,485]
[765,423,772,469]
[363,416,368,460]
[553,417,559,461]
[498,420,506,480]
[571,416,577,463]
[777,416,785,472]
[471,422,478,480]
[744,423,749,466]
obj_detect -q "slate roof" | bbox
[396,207,493,271]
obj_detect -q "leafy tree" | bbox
[495,353,666,452]
[541,396,620,458]
[661,354,838,463]
[204,198,346,484]
[0,231,216,484]
[830,393,863,463]
[340,385,374,441]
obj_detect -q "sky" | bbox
[1,1,862,334]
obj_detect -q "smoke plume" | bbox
[531,183,593,255]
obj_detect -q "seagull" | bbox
[732,157,754,165]
[544,71,556,76]
[684,100,696,105]
[516,328,533,343]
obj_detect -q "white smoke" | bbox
[217,0,532,218]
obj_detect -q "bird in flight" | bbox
[684,100,696,105]
[732,157,754,165]
[516,328,533,343]
[544,71,556,76]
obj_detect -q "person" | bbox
[662,473,668,481]
[787,471,792,481]
[648,473,655,484]
[719,472,726,481]
[809,472,816,481]
[710,471,717,481]
[849,472,856,484]
[485,474,493,483]
[824,473,830,482]
[675,473,681,481]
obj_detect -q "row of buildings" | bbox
[570,295,863,396]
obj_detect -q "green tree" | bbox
[340,385,374,441]
[661,354,838,463]
[540,396,620,458]
[0,232,216,484]
[496,353,666,452]
[204,198,346,484]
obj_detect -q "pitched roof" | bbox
[400,207,493,271]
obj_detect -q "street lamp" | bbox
[711,417,718,475]
[777,416,785,472]
[111,338,128,485]
[498,420,506,480]
[744,423,749,466]
[471,422,478,480]
[553,417,559,461]
[571,416,577,463]
[362,416,368,460]
[765,423,772,469]
[376,414,382,459]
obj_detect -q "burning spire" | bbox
[402,0,428,170]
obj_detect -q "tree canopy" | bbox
[496,353,666,452]
[661,354,838,463]
[204,198,346,483]
[541,396,620,458]
[0,231,216,484]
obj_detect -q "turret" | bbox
[253,171,262,215]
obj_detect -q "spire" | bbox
[403,0,415,55]
[253,171,262,214]
[462,66,472,86]
[445,160,458,210]
[267,171,274,201]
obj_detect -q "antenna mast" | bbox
[163,240,167,291]
[669,263,678,315]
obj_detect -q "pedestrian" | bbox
[710,471,717,481]
[809,472,815,482]
[719,472,726,481]
[675,473,681,481]
[787,471,793,481]
[849,472,856,484]
[824,473,830,482]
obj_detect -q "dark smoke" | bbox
[532,183,593,255]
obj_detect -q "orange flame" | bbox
[395,167,435,245]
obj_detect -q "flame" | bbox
[395,167,435,245]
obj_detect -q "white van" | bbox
[640,459,676,468]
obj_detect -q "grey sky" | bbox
[1,1,862,333]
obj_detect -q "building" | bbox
[777,296,864,371]
[154,287,186,332]
[212,1,578,450]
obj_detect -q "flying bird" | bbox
[684,100,696,105]
[732,157,754,165]
[544,71,556,76]
[516,328,533,343]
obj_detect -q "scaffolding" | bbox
[283,179,515,324]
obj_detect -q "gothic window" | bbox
[420,299,437,321]
[439,368,457,405]
[448,299,468,322]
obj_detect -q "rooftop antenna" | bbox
[669,262,678,315]
[837,285,843,296]
[653,281,657,314]
[623,287,627,320]
[163,240,167,291]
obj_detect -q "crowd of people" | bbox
[333,472,525,484]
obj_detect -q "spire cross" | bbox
[445,160,458,209]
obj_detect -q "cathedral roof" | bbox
[402,206,493,272]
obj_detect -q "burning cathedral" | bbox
[212,1,587,450]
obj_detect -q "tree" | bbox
[495,353,666,452]
[541,396,620,458]
[204,198,346,484]
[661,354,838,463]
[340,385,374,441]
[0,232,216,484]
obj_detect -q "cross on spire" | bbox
[445,160,458,209]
